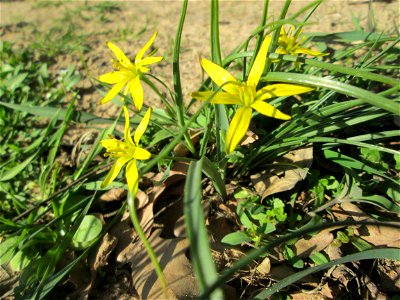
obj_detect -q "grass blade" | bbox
[184,158,224,299]
[263,72,399,114]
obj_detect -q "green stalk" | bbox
[246,0,269,77]
[127,191,168,297]
[173,0,196,155]
[266,0,292,72]
[211,0,229,164]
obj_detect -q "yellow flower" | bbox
[276,26,327,57]
[192,35,314,154]
[99,32,163,111]
[101,106,152,196]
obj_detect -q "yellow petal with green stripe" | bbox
[226,107,253,154]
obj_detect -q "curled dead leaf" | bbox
[251,145,313,199]
[127,229,199,299]
[294,228,335,258]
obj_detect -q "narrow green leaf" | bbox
[0,101,117,125]
[324,149,398,184]
[263,72,399,114]
[0,150,39,182]
[202,156,227,199]
[184,158,224,299]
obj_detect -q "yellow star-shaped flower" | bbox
[99,32,163,111]
[101,106,152,197]
[276,26,327,57]
[192,35,314,153]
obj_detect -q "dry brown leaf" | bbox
[330,264,355,288]
[268,263,319,283]
[172,129,202,156]
[294,228,335,258]
[100,188,126,202]
[89,233,118,273]
[240,130,258,146]
[376,260,400,292]
[126,229,199,299]
[361,273,389,300]
[255,257,271,276]
[332,202,400,248]
[324,244,343,261]
[69,233,119,299]
[251,145,313,199]
[290,292,325,300]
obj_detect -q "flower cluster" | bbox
[99,33,162,197]
[98,27,324,195]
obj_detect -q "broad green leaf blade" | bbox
[253,248,400,299]
[71,215,103,250]
[263,72,399,114]
[184,158,224,299]
[221,231,252,245]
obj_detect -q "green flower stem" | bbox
[173,0,196,155]
[211,0,229,177]
[127,191,168,297]
[141,75,175,117]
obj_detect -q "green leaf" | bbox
[184,158,224,298]
[263,72,399,114]
[71,215,103,250]
[0,101,118,125]
[0,236,20,265]
[9,250,32,272]
[202,157,227,199]
[221,231,252,245]
[309,252,329,266]
[350,237,373,252]
[0,150,39,182]
[324,149,398,184]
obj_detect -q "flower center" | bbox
[113,60,138,77]
[104,139,136,159]
[238,83,256,107]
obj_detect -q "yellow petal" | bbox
[101,156,131,188]
[107,42,132,66]
[256,83,313,101]
[129,76,144,111]
[294,47,328,57]
[123,106,134,146]
[125,159,139,196]
[191,91,241,105]
[251,100,291,120]
[200,58,238,95]
[101,138,122,149]
[226,107,253,154]
[135,32,158,64]
[140,56,163,66]
[100,80,127,105]
[134,108,151,145]
[99,71,127,84]
[133,147,151,160]
[247,35,271,88]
